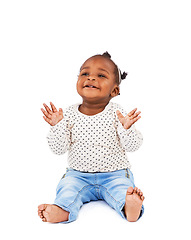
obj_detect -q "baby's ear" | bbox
[111,86,120,97]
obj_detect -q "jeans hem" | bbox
[118,202,144,221]
[53,203,76,223]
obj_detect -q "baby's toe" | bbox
[38,204,46,211]
[133,187,145,201]
[137,189,143,197]
[141,195,145,201]
[136,188,141,194]
[133,187,138,193]
[139,191,143,197]
[42,217,47,222]
[127,186,134,195]
[39,212,44,219]
[38,204,47,220]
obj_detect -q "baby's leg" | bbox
[38,169,99,223]
[38,204,69,223]
[124,187,145,222]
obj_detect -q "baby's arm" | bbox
[47,118,71,155]
[116,107,143,152]
[41,102,71,155]
[117,123,143,152]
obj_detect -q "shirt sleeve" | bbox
[115,104,143,152]
[46,109,71,155]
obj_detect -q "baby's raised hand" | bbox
[41,102,63,126]
[116,108,141,129]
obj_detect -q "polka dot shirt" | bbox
[47,101,143,172]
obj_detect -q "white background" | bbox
[0,0,190,239]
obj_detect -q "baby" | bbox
[38,52,145,223]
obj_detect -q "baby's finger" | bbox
[132,115,141,124]
[127,108,137,117]
[59,108,63,114]
[43,103,52,115]
[131,111,141,119]
[50,102,57,113]
[43,116,53,126]
[116,110,124,120]
[41,108,51,119]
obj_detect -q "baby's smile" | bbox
[84,87,98,89]
[84,84,99,89]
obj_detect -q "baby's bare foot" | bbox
[124,186,144,222]
[38,204,69,223]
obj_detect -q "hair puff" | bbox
[121,71,128,80]
[102,51,111,59]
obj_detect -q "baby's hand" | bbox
[41,102,63,126]
[116,108,141,129]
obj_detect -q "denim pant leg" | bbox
[54,169,98,223]
[99,169,144,220]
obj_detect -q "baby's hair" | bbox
[120,71,128,80]
[100,52,128,95]
[102,51,111,59]
[101,51,128,86]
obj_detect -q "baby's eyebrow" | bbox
[81,66,90,71]
[98,68,109,75]
[80,66,109,75]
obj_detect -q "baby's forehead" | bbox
[80,56,115,73]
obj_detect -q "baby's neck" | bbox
[78,101,110,116]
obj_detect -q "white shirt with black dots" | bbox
[47,101,143,172]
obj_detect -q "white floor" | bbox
[3,197,189,240]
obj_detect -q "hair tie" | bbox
[117,67,122,84]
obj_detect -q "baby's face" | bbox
[76,56,119,103]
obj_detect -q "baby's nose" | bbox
[88,76,96,81]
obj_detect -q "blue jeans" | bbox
[54,168,144,223]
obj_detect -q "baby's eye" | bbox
[81,72,89,76]
[98,74,106,78]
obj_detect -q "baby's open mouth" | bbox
[84,85,98,89]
